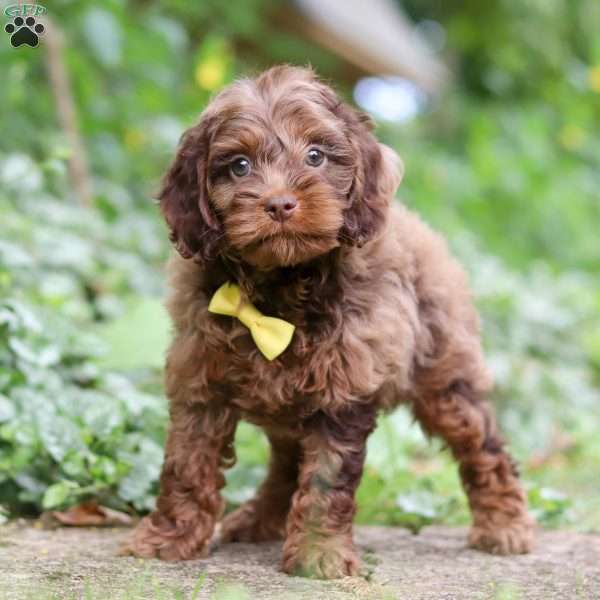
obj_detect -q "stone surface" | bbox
[0,524,599,599]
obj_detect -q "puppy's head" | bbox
[159,65,403,268]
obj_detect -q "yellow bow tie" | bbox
[208,282,295,361]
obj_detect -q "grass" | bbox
[491,584,522,600]
[7,574,253,600]
[11,578,400,600]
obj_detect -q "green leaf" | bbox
[396,491,438,520]
[118,437,163,509]
[0,394,15,422]
[82,8,123,67]
[42,481,79,510]
[96,297,171,370]
[36,412,85,463]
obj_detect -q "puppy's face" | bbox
[160,66,402,268]
[208,83,356,268]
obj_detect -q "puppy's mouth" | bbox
[235,220,330,249]
[240,229,339,268]
[257,227,321,243]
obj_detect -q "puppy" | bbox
[123,65,534,578]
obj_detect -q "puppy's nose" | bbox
[265,195,298,223]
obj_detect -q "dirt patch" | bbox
[0,524,598,599]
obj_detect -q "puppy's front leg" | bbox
[282,406,376,579]
[122,403,237,560]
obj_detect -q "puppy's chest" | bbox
[200,268,418,416]
[213,303,333,367]
[205,307,343,415]
[208,280,336,364]
[206,307,402,421]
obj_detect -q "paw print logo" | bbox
[5,16,45,48]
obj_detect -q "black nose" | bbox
[264,195,298,223]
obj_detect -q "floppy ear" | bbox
[335,106,404,247]
[158,116,222,262]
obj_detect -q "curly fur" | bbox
[121,65,534,578]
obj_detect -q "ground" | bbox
[0,524,598,600]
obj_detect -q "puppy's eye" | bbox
[230,156,251,177]
[306,148,325,167]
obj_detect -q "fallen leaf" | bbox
[45,501,133,527]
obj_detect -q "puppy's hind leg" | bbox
[412,379,534,555]
[220,434,301,543]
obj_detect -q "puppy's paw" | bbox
[468,517,534,555]
[282,539,360,579]
[119,515,210,561]
[220,503,285,543]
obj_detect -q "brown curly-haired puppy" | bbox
[122,65,534,578]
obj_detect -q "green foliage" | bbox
[0,157,167,513]
[400,0,600,274]
[0,287,167,513]
[0,0,598,531]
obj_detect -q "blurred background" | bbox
[1,0,599,533]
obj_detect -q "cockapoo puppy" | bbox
[123,66,534,579]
